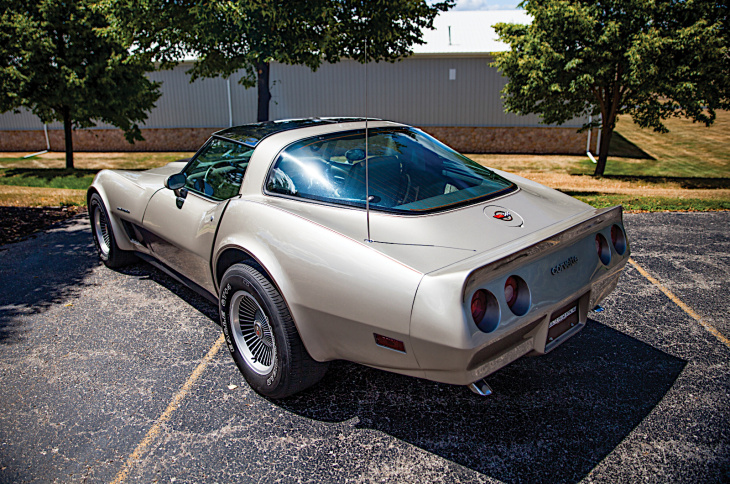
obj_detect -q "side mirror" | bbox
[165,173,186,190]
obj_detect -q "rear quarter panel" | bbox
[213,197,426,375]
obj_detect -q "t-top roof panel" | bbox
[215,117,370,146]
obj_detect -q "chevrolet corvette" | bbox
[88,118,629,398]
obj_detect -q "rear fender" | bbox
[213,197,425,374]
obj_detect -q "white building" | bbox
[0,11,594,154]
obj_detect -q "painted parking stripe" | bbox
[111,333,226,484]
[629,258,730,350]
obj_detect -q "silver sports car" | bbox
[88,118,629,398]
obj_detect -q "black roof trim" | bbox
[214,117,378,146]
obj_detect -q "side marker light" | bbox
[374,333,406,353]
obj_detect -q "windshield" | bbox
[265,127,517,214]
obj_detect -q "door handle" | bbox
[175,188,188,209]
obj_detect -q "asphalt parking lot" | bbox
[0,211,728,483]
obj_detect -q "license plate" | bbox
[547,301,579,343]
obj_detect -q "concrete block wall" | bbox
[422,126,596,154]
[0,128,217,153]
[0,126,595,154]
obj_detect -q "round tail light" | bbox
[596,233,611,265]
[504,276,518,308]
[471,290,488,325]
[504,275,530,316]
[470,289,500,332]
[610,224,627,255]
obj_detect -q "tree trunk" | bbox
[593,121,614,176]
[62,106,74,169]
[257,61,271,122]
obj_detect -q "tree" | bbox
[107,0,453,122]
[0,0,161,168]
[493,0,729,176]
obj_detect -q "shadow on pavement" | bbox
[15,221,681,482]
[115,263,220,323]
[0,215,98,345]
[103,253,685,483]
[279,321,685,483]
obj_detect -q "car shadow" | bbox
[114,263,220,323]
[28,235,681,483]
[0,216,219,346]
[0,215,99,345]
[277,322,685,483]
[113,261,685,482]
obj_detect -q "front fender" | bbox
[88,171,137,252]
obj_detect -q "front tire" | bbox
[220,263,328,398]
[89,193,136,268]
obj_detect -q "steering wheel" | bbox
[203,160,234,184]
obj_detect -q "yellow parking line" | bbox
[629,258,730,350]
[110,333,226,484]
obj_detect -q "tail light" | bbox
[504,277,518,308]
[471,290,488,325]
[610,224,627,255]
[471,289,500,332]
[596,233,611,265]
[505,275,530,316]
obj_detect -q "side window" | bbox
[184,139,253,200]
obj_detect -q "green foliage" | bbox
[105,0,453,120]
[0,0,161,167]
[493,0,729,176]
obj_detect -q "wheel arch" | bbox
[87,182,135,252]
[214,244,324,361]
[214,246,273,290]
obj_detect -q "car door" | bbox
[141,138,253,295]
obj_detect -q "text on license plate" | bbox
[547,302,579,342]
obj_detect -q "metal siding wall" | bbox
[145,64,230,128]
[0,109,48,130]
[0,64,232,130]
[227,70,262,125]
[0,57,584,131]
[269,57,581,127]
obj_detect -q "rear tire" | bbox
[89,193,136,268]
[220,263,328,398]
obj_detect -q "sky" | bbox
[450,0,522,10]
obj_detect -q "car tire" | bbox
[220,263,328,398]
[89,193,137,268]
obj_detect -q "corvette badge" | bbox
[493,210,513,222]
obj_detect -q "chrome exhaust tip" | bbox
[468,379,493,396]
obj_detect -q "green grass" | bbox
[0,168,97,190]
[1,113,728,212]
[0,151,192,171]
[600,111,730,178]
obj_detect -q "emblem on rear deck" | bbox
[493,210,513,222]
[484,205,524,227]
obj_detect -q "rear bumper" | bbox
[409,206,629,386]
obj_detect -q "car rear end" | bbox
[409,206,629,387]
